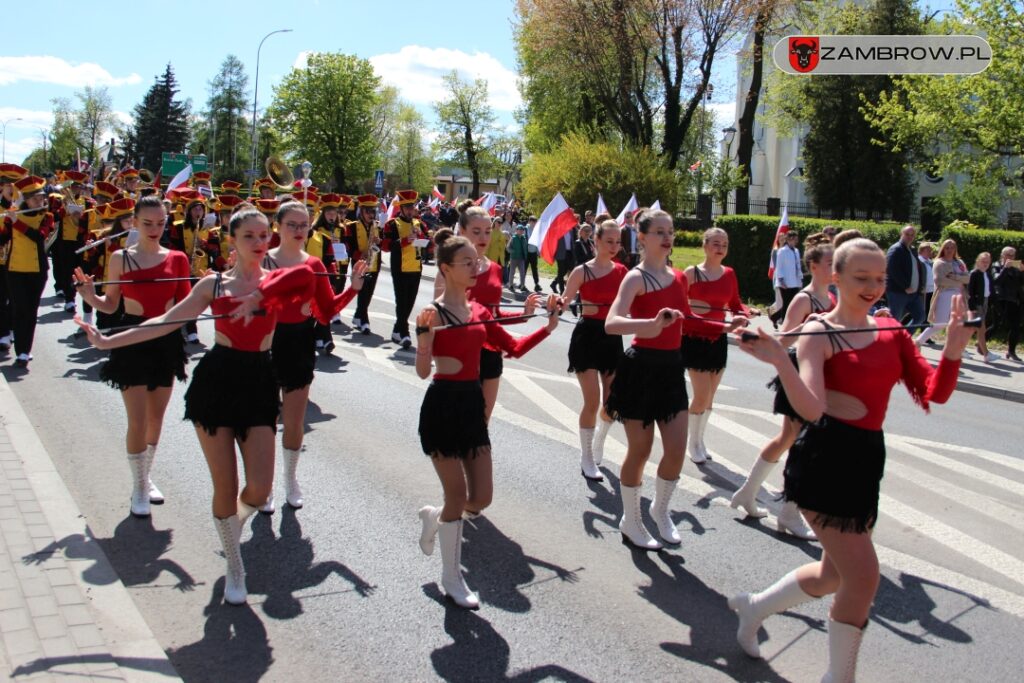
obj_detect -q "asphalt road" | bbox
[3,269,1023,683]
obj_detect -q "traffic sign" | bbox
[161,152,209,179]
[374,169,385,192]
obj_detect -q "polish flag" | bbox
[431,185,445,201]
[596,193,608,217]
[385,196,400,221]
[650,199,661,212]
[615,193,638,226]
[529,192,577,264]
[474,192,499,216]
[768,205,790,280]
[166,164,192,192]
[428,195,440,210]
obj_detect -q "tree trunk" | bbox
[334,168,346,194]
[736,2,772,216]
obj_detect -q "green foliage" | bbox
[433,72,496,198]
[708,154,748,214]
[518,132,677,215]
[383,104,435,193]
[268,52,381,192]
[940,226,1024,269]
[75,86,120,164]
[674,231,704,247]
[932,175,1004,228]
[714,214,904,299]
[196,55,251,183]
[129,64,191,171]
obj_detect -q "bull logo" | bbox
[789,36,819,73]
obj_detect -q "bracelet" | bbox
[415,326,431,336]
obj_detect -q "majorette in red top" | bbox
[262,254,358,325]
[431,301,550,381]
[626,269,724,350]
[120,251,191,319]
[209,264,316,352]
[579,262,628,321]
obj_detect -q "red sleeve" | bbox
[174,253,192,302]
[255,263,316,311]
[726,269,753,316]
[479,306,551,358]
[897,326,961,409]
[307,257,358,323]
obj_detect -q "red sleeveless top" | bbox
[629,269,722,350]
[120,251,191,318]
[208,264,316,352]
[431,301,550,381]
[579,262,627,321]
[262,253,357,325]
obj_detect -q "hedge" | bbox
[940,227,1024,268]
[712,215,904,300]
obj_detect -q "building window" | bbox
[459,185,468,195]
[437,183,447,194]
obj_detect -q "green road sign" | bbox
[160,153,208,179]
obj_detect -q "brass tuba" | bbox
[138,168,155,186]
[265,156,294,191]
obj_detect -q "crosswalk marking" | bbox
[900,436,1024,476]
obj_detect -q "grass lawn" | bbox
[536,246,705,278]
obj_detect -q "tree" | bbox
[75,86,118,164]
[43,98,82,169]
[268,52,381,192]
[130,64,191,172]
[434,72,497,199]
[198,55,251,182]
[863,0,1024,224]
[384,104,435,192]
[708,152,748,215]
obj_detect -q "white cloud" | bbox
[293,51,314,70]
[0,56,141,88]
[708,102,737,129]
[369,46,521,112]
[0,107,53,129]
[3,135,47,165]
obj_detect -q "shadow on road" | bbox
[870,571,989,645]
[424,584,593,682]
[303,399,336,431]
[11,653,178,679]
[167,590,274,683]
[242,506,376,620]
[461,515,579,613]
[582,468,706,542]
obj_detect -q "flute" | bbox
[75,229,130,254]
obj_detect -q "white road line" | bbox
[900,436,1024,476]
[887,437,1024,500]
[502,372,582,431]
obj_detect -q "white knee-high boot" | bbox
[418,505,441,555]
[727,569,817,658]
[698,409,715,461]
[144,444,164,504]
[592,418,612,466]
[821,620,865,683]
[437,518,479,609]
[237,498,257,526]
[777,501,817,540]
[579,427,602,481]
[618,484,661,550]
[648,476,681,544]
[213,515,247,605]
[126,450,150,518]
[730,457,775,518]
[282,447,303,508]
[687,412,706,464]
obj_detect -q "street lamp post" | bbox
[250,29,293,182]
[722,126,736,214]
[38,128,49,174]
[2,117,25,163]
[696,83,714,200]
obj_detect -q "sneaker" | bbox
[352,317,363,330]
[14,353,30,367]
[186,333,200,344]
[63,301,76,313]
[983,351,999,363]
[533,285,542,293]
[315,340,325,351]
[391,332,402,344]
[0,335,11,351]
[331,314,342,325]
[360,322,371,335]
[320,340,335,355]
[401,336,412,350]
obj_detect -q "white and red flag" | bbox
[431,185,445,201]
[596,193,608,217]
[166,164,192,192]
[650,199,661,212]
[529,192,577,264]
[615,193,638,226]
[768,205,790,280]
[474,192,499,216]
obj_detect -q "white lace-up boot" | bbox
[592,418,612,466]
[579,427,602,481]
[282,448,303,508]
[730,458,775,518]
[727,570,816,658]
[126,450,150,517]
[618,484,661,550]
[144,444,164,504]
[213,515,247,605]
[437,519,479,609]
[648,476,681,544]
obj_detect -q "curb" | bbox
[0,375,181,681]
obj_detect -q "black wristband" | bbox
[415,326,431,336]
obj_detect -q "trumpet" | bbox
[365,221,381,271]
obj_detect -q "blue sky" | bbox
[0,0,737,166]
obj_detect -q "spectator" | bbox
[918,242,937,316]
[506,224,529,292]
[991,246,1022,362]
[769,232,803,326]
[968,252,998,363]
[619,211,640,268]
[767,232,788,321]
[485,216,507,282]
[439,202,458,227]
[573,222,596,265]
[884,225,927,325]
[524,216,542,292]
[822,225,839,241]
[915,238,969,349]
[551,214,579,294]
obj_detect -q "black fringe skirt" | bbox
[681,333,728,372]
[184,345,279,441]
[419,380,490,459]
[606,347,688,427]
[769,348,803,421]
[567,318,623,375]
[783,416,886,534]
[271,319,316,392]
[99,314,187,391]
[480,348,503,380]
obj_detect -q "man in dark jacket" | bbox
[885,225,927,325]
[551,215,579,294]
[991,246,1022,361]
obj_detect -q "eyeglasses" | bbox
[282,221,309,231]
[451,258,482,269]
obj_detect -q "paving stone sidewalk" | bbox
[0,377,179,682]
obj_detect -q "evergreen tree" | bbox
[131,64,191,172]
[198,55,251,182]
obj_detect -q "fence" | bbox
[676,196,921,226]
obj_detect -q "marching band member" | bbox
[75,207,318,606]
[220,180,242,196]
[731,233,834,540]
[559,219,626,480]
[414,228,560,608]
[254,198,281,248]
[258,201,364,513]
[78,181,121,327]
[604,209,738,549]
[253,177,277,201]
[309,193,345,335]
[0,176,54,367]
[74,196,189,517]
[381,190,424,349]
[190,171,213,197]
[50,171,93,313]
[117,167,141,199]
[730,238,968,681]
[682,228,754,464]
[345,194,382,334]
[0,163,29,352]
